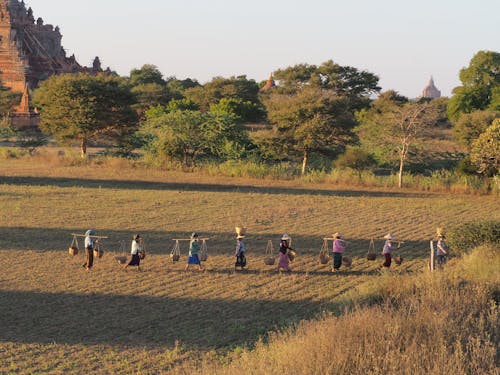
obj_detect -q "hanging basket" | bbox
[288,250,297,262]
[342,256,353,267]
[319,252,330,264]
[235,226,247,236]
[264,240,275,266]
[94,249,104,259]
[139,250,146,260]
[200,240,208,261]
[367,238,376,261]
[394,255,403,265]
[115,255,127,264]
[170,240,181,263]
[68,235,79,256]
[170,253,180,262]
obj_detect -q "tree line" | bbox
[1,51,498,187]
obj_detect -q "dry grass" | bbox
[0,158,499,374]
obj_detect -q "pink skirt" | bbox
[278,252,289,269]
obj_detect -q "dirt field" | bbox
[1,159,498,374]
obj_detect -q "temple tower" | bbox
[422,76,441,99]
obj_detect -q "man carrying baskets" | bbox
[235,234,247,270]
[125,234,142,271]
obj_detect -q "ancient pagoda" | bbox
[421,76,441,99]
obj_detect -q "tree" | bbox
[263,87,356,175]
[129,64,165,86]
[470,118,499,177]
[334,146,376,177]
[0,83,22,117]
[34,73,138,156]
[447,50,500,121]
[452,110,499,149]
[356,92,438,187]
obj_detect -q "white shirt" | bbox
[131,240,141,255]
[85,236,94,249]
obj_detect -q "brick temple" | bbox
[0,0,103,127]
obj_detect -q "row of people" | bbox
[81,230,448,272]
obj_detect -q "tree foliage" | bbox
[452,110,499,149]
[356,91,438,187]
[33,73,138,156]
[470,118,499,176]
[447,50,500,121]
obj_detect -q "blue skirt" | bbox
[188,254,201,265]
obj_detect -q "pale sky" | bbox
[25,0,499,98]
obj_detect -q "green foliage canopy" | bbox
[33,73,138,156]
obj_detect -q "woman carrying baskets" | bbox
[332,232,346,272]
[277,234,293,272]
[185,233,205,272]
[382,233,394,268]
[125,234,142,271]
[235,234,247,270]
[82,229,97,271]
[436,235,448,268]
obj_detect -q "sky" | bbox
[25,0,499,98]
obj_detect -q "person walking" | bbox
[277,234,293,272]
[125,234,142,271]
[382,233,394,268]
[82,229,97,271]
[185,233,204,272]
[436,235,448,268]
[235,234,247,270]
[332,232,346,272]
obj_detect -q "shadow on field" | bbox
[0,227,432,262]
[0,175,428,198]
[0,289,323,349]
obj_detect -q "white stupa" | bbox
[422,76,441,99]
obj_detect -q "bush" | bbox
[447,221,500,254]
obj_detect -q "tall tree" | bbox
[470,118,499,177]
[263,87,356,175]
[34,73,138,156]
[447,50,500,121]
[357,92,438,188]
[129,64,165,86]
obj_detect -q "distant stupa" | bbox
[422,76,441,99]
[261,73,276,91]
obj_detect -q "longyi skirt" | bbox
[188,254,201,265]
[128,253,141,266]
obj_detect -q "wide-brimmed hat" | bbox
[333,232,343,239]
[190,232,199,239]
[85,229,95,236]
[237,235,245,239]
[383,233,394,240]
[281,233,291,241]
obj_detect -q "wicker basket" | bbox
[68,246,79,256]
[264,257,275,265]
[115,255,127,264]
[319,253,330,264]
[139,250,146,260]
[200,253,208,261]
[235,227,247,236]
[170,253,180,262]
[342,256,353,267]
[367,253,377,261]
[288,250,297,262]
[94,249,104,258]
[394,255,403,265]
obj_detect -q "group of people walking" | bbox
[81,229,448,273]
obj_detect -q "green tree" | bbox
[0,83,21,117]
[452,110,499,149]
[447,51,500,121]
[263,87,356,175]
[334,146,376,177]
[129,64,165,86]
[33,73,138,156]
[470,118,499,176]
[356,92,438,187]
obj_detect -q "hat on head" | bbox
[333,232,343,239]
[133,234,141,241]
[237,235,245,239]
[85,229,95,236]
[383,233,394,240]
[190,232,199,239]
[281,233,291,241]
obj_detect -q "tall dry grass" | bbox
[181,245,499,375]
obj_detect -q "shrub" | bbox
[447,220,500,254]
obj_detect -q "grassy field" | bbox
[0,158,499,374]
